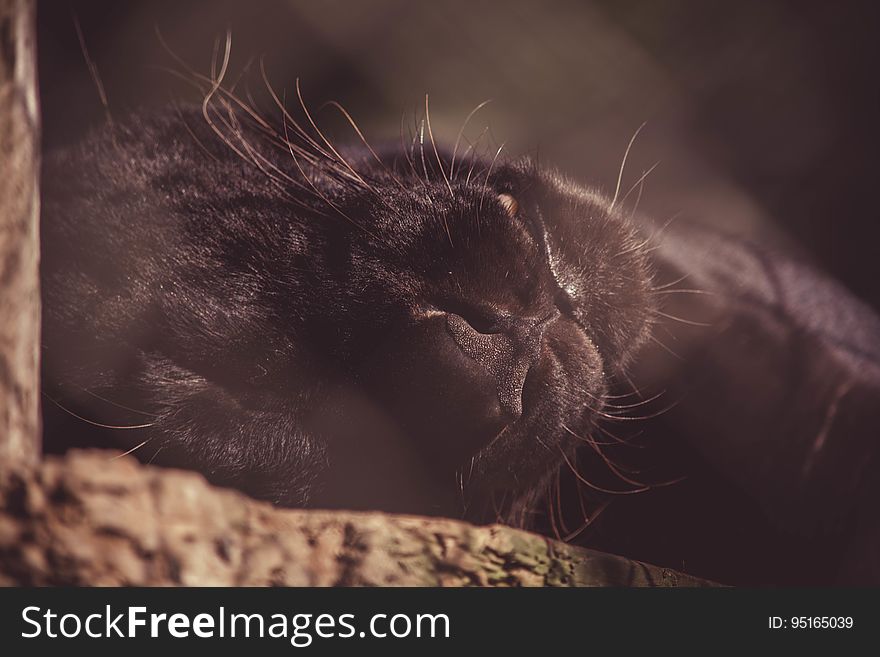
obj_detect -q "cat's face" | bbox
[300,159,655,517]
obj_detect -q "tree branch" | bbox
[0,451,715,586]
[0,0,40,467]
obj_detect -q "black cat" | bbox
[41,98,880,585]
[40,101,654,522]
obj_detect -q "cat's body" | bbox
[41,104,880,584]
[41,106,653,522]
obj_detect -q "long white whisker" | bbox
[609,121,647,212]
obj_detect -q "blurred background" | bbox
[38,0,880,310]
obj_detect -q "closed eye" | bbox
[441,301,505,334]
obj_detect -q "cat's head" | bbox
[303,152,656,518]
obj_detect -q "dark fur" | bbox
[40,105,654,521]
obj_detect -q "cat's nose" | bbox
[446,308,559,420]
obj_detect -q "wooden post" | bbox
[0,0,40,467]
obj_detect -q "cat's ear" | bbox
[497,193,519,217]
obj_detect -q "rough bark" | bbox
[0,0,40,467]
[0,451,715,586]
